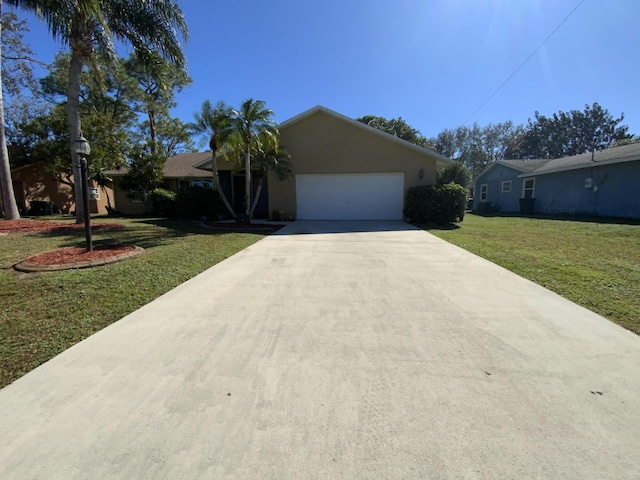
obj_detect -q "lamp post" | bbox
[74,136,92,252]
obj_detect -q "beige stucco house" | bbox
[197,105,452,220]
[5,163,111,216]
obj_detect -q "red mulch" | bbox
[0,219,123,234]
[23,245,135,266]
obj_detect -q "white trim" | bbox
[480,183,488,201]
[501,180,512,193]
[522,178,536,199]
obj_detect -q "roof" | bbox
[279,105,453,168]
[519,142,640,177]
[107,152,213,178]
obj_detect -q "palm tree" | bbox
[0,0,21,219]
[192,100,238,220]
[89,165,113,213]
[231,99,277,220]
[249,136,293,218]
[7,0,188,223]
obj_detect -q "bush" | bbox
[148,188,176,217]
[404,183,468,225]
[174,185,227,220]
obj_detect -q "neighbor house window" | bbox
[480,184,488,201]
[523,178,535,199]
[501,180,511,193]
[190,180,213,189]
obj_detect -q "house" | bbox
[107,152,217,215]
[472,159,550,213]
[4,162,111,215]
[473,142,640,219]
[196,105,452,220]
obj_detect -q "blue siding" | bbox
[473,164,524,212]
[533,160,640,219]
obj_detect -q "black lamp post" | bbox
[74,136,92,252]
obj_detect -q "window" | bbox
[501,180,512,193]
[523,178,535,199]
[190,180,213,189]
[480,184,488,201]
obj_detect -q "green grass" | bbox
[423,214,640,335]
[0,216,265,388]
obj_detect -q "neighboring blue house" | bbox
[473,143,640,219]
[472,159,549,213]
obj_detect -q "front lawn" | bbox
[424,214,640,335]
[0,217,265,388]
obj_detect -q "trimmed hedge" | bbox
[149,188,177,217]
[404,183,467,225]
[174,185,227,220]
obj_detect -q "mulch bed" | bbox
[23,245,136,266]
[14,245,144,272]
[0,219,123,234]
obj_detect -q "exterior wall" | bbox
[533,160,640,219]
[473,164,524,212]
[112,177,146,215]
[267,111,439,218]
[11,163,110,215]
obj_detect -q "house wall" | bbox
[473,164,523,212]
[10,163,110,215]
[533,160,640,219]
[112,177,146,215]
[267,111,439,218]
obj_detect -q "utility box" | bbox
[88,188,100,200]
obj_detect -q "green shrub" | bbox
[404,183,468,225]
[175,185,226,220]
[148,188,176,217]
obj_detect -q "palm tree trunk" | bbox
[67,49,85,224]
[210,152,236,220]
[249,175,264,218]
[244,142,251,219]
[101,185,112,212]
[0,2,20,220]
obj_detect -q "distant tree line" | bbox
[359,103,636,180]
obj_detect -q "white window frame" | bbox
[501,180,511,193]
[480,184,488,201]
[522,178,536,199]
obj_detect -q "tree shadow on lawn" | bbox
[32,218,228,251]
[416,222,462,231]
[471,211,640,226]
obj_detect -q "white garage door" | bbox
[296,173,404,220]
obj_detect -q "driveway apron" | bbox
[1,220,639,479]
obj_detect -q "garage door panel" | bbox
[296,173,404,220]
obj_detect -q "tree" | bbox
[90,165,113,212]
[119,145,164,213]
[191,100,238,220]
[249,135,293,218]
[8,0,188,223]
[506,103,632,159]
[430,121,518,178]
[357,115,428,147]
[0,5,43,218]
[231,99,278,219]
[124,51,191,155]
[436,162,471,187]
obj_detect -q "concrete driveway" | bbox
[1,220,639,479]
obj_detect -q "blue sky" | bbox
[14,0,640,140]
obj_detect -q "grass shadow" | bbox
[471,211,640,226]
